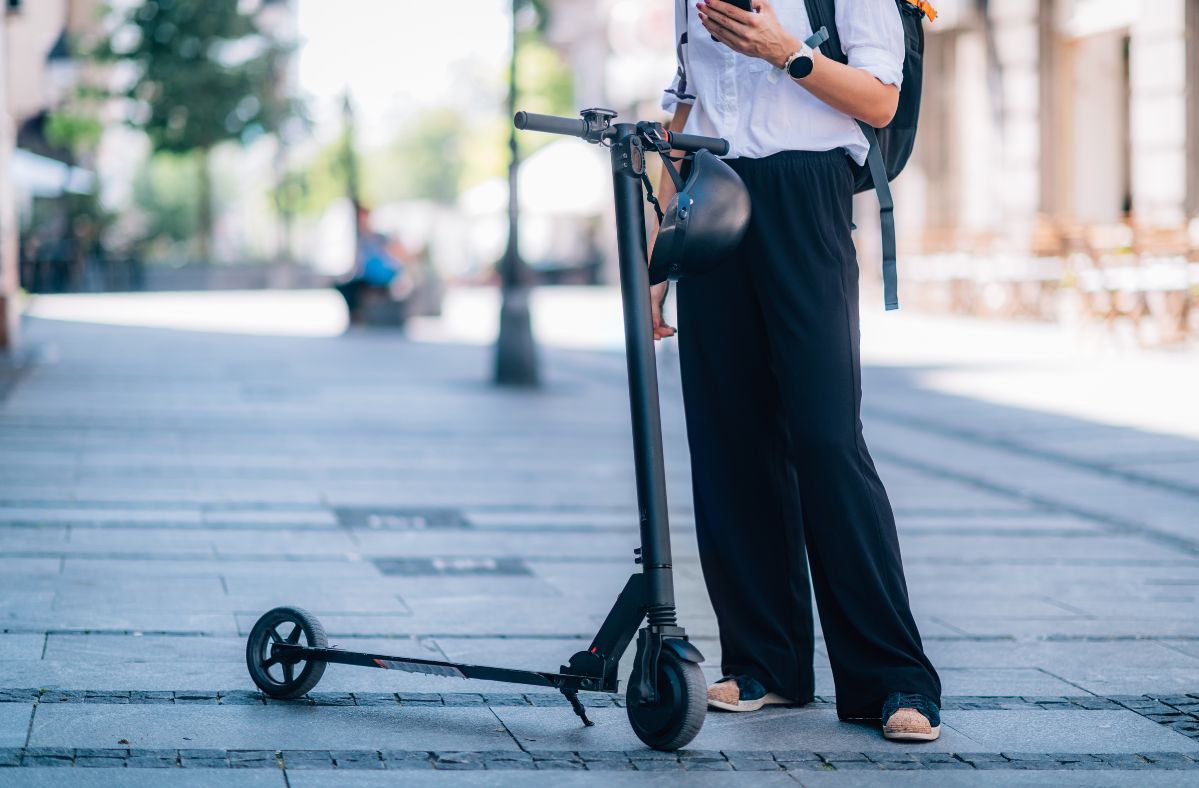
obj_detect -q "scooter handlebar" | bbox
[513,111,588,138]
[666,130,730,157]
[514,110,730,156]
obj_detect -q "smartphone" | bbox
[708,0,755,42]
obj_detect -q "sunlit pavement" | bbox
[2,287,1199,785]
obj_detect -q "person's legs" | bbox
[335,279,364,314]
[675,179,816,704]
[743,150,940,720]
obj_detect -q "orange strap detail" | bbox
[909,0,938,22]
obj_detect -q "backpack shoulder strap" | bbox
[858,123,899,310]
[805,0,846,63]
[806,0,902,311]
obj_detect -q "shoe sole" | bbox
[707,692,795,712]
[883,724,942,742]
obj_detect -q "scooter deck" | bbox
[272,644,605,692]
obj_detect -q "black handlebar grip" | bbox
[513,112,588,137]
[666,131,730,156]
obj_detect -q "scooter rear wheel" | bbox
[626,648,706,751]
[246,606,328,699]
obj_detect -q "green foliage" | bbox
[289,136,346,216]
[363,110,465,206]
[45,109,105,157]
[516,39,573,118]
[82,0,305,259]
[131,152,201,243]
[107,0,298,153]
[459,39,574,192]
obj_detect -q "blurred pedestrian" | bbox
[653,0,942,742]
[335,204,409,320]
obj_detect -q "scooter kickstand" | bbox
[561,689,595,727]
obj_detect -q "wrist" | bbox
[773,34,801,70]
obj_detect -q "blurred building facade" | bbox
[544,0,1199,343]
[899,0,1199,343]
[1,0,100,350]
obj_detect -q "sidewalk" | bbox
[2,288,1198,786]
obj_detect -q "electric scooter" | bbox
[245,108,732,751]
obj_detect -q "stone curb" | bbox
[0,747,1197,771]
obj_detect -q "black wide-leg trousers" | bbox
[674,149,940,719]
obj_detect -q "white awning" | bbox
[1061,0,1140,38]
[458,139,609,217]
[11,148,96,198]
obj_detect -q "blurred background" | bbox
[0,0,1196,349]
[2,2,1199,768]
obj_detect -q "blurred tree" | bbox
[364,110,465,206]
[97,0,301,262]
[44,111,105,157]
[132,152,202,249]
[458,39,574,194]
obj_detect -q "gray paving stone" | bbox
[9,300,1199,771]
[583,759,639,769]
[797,775,1199,787]
[935,668,1086,697]
[280,750,333,769]
[948,710,1199,753]
[228,750,278,768]
[0,635,43,660]
[0,770,287,787]
[494,706,976,752]
[330,749,384,769]
[29,704,520,752]
[126,748,179,768]
[43,634,243,663]
[350,693,398,706]
[379,749,433,769]
[288,773,799,787]
[0,704,32,749]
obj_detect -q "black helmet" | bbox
[648,149,751,286]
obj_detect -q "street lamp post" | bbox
[493,0,539,387]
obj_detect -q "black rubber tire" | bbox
[626,648,707,751]
[246,606,328,699]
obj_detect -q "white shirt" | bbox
[662,0,906,165]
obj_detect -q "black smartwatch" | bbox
[783,27,831,81]
[784,44,815,80]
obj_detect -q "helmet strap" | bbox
[634,122,693,226]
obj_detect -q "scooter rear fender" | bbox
[664,638,704,665]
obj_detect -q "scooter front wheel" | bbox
[626,648,706,751]
[246,606,328,699]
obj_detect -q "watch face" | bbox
[788,55,813,80]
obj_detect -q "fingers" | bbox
[651,305,675,340]
[699,10,744,47]
[697,1,754,48]
[701,0,756,27]
[650,283,676,341]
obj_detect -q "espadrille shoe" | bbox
[882,692,942,742]
[706,675,795,712]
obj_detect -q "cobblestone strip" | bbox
[0,748,1196,771]
[3,688,1198,726]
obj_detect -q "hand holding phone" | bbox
[705,0,756,42]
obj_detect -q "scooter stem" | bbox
[609,123,675,616]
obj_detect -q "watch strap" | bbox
[783,27,829,79]
[804,26,830,49]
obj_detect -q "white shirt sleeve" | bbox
[662,0,695,112]
[835,0,906,88]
